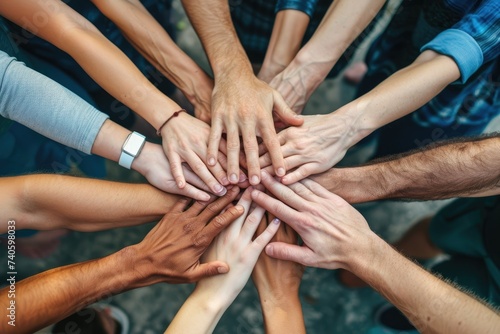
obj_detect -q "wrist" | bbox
[291,48,335,91]
[346,232,388,279]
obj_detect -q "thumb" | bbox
[190,261,229,281]
[272,91,304,127]
[265,242,311,266]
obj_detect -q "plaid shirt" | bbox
[230,0,384,78]
[361,0,500,129]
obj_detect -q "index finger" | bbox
[250,189,302,232]
[260,121,286,178]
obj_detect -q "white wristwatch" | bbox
[119,131,146,169]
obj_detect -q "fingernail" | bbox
[217,267,228,274]
[177,181,183,188]
[201,193,211,201]
[239,173,247,182]
[214,184,223,193]
[221,177,229,185]
[266,244,273,254]
[277,168,285,177]
[294,114,302,119]
[208,157,216,166]
[230,173,238,183]
[272,218,281,225]
[260,170,269,178]
[251,175,260,185]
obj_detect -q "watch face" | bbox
[123,133,145,156]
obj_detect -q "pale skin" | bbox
[251,171,500,334]
[259,50,461,184]
[90,0,214,123]
[0,187,243,334]
[0,174,176,233]
[257,9,311,84]
[165,188,281,333]
[267,0,386,113]
[0,0,230,195]
[181,0,304,186]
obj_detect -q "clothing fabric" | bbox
[0,51,108,155]
[429,196,500,306]
[230,0,383,78]
[358,0,500,157]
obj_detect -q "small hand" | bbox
[251,171,371,271]
[131,186,243,284]
[207,73,303,186]
[194,187,281,304]
[259,113,352,184]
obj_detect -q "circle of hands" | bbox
[137,76,370,331]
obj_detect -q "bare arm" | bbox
[251,173,500,334]
[269,0,386,112]
[354,236,500,334]
[0,174,176,233]
[260,50,461,184]
[0,0,229,194]
[313,134,500,203]
[181,0,303,185]
[257,9,310,83]
[252,215,305,334]
[90,0,214,123]
[0,189,242,334]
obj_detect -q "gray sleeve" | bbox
[0,52,109,154]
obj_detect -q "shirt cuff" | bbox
[421,29,483,83]
[275,0,318,18]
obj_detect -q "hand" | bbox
[207,72,303,186]
[132,142,213,201]
[268,64,320,114]
[129,186,243,285]
[259,113,353,184]
[194,188,281,306]
[191,79,214,124]
[251,171,372,271]
[160,113,241,195]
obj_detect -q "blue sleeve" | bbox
[275,0,319,18]
[421,0,500,83]
[0,51,109,154]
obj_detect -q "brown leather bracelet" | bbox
[156,109,187,137]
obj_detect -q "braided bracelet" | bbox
[156,109,187,136]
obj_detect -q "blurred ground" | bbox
[5,0,499,333]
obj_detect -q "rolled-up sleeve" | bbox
[421,0,500,83]
[0,51,108,154]
[275,0,319,18]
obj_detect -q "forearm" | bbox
[260,294,305,334]
[0,0,180,129]
[315,135,500,202]
[0,248,140,334]
[352,236,500,333]
[3,174,175,232]
[181,0,253,78]
[165,288,227,334]
[334,51,460,149]
[260,10,310,80]
[92,0,214,105]
[284,0,385,90]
